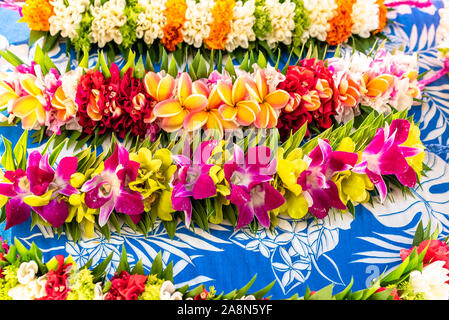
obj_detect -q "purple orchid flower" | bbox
[352,119,422,202]
[81,144,144,227]
[298,139,359,219]
[224,144,285,229]
[0,151,78,229]
[171,140,219,227]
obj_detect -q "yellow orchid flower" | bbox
[275,147,309,219]
[128,147,177,221]
[333,137,374,206]
[67,193,98,238]
[400,123,425,179]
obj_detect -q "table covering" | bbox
[0,2,448,299]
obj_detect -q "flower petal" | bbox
[161,110,188,132]
[218,104,237,121]
[153,99,183,118]
[264,90,290,109]
[236,101,258,126]
[11,95,39,117]
[115,190,144,215]
[33,198,68,228]
[182,94,208,112]
[5,197,30,230]
[20,74,42,96]
[232,76,247,103]
[183,110,209,132]
[157,74,176,101]
[177,72,193,103]
[192,174,217,199]
[144,71,160,99]
[216,80,233,106]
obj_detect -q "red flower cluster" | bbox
[276,59,339,140]
[38,255,72,300]
[76,64,159,140]
[104,271,147,300]
[400,239,449,270]
[194,287,209,300]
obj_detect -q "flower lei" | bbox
[0,238,277,300]
[8,0,393,56]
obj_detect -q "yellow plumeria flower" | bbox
[275,147,309,219]
[66,193,98,238]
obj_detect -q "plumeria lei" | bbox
[0,45,421,144]
[0,106,426,239]
[6,0,391,58]
[0,237,277,300]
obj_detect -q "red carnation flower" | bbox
[37,255,72,300]
[276,58,339,141]
[194,287,209,300]
[400,239,449,270]
[104,271,147,300]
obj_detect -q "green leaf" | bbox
[196,56,208,79]
[149,252,163,277]
[161,261,174,282]
[224,56,236,78]
[251,280,275,300]
[1,136,15,171]
[91,251,114,282]
[131,259,145,275]
[239,52,250,72]
[308,284,334,300]
[29,30,46,47]
[235,274,257,298]
[145,51,155,72]
[99,51,111,78]
[334,277,354,300]
[162,219,177,239]
[120,50,136,78]
[42,33,60,52]
[134,55,146,79]
[167,55,178,78]
[13,130,28,170]
[116,246,130,274]
[14,238,30,262]
[49,138,67,166]
[256,51,267,69]
[4,245,17,264]
[160,49,169,72]
[0,49,25,67]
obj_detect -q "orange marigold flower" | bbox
[204,0,235,50]
[374,0,388,35]
[161,0,188,51]
[21,0,54,31]
[326,0,357,46]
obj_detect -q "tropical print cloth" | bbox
[0,1,448,299]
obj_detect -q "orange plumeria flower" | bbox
[301,91,321,111]
[86,89,102,121]
[337,75,361,108]
[51,86,77,122]
[403,70,420,98]
[362,73,394,98]
[143,71,177,123]
[217,76,260,127]
[152,72,208,132]
[183,80,237,136]
[245,70,290,128]
[11,75,46,130]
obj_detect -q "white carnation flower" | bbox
[351,0,380,38]
[225,0,256,51]
[409,261,449,300]
[181,0,214,48]
[89,0,128,48]
[49,0,90,40]
[17,261,39,285]
[302,0,338,42]
[136,0,166,45]
[258,0,296,48]
[8,275,47,300]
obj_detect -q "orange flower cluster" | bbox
[21,0,54,31]
[204,0,235,50]
[326,0,357,46]
[160,0,188,51]
[374,0,388,35]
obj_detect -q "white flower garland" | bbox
[89,0,128,48]
[182,0,215,48]
[351,0,380,38]
[136,0,166,45]
[301,0,338,43]
[437,0,449,58]
[48,0,90,40]
[224,0,256,51]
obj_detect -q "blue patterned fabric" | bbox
[0,2,448,299]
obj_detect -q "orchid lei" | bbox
[0,107,425,239]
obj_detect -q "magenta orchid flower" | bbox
[298,139,359,219]
[352,119,422,202]
[171,140,219,227]
[224,144,284,229]
[81,144,144,226]
[0,151,78,229]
